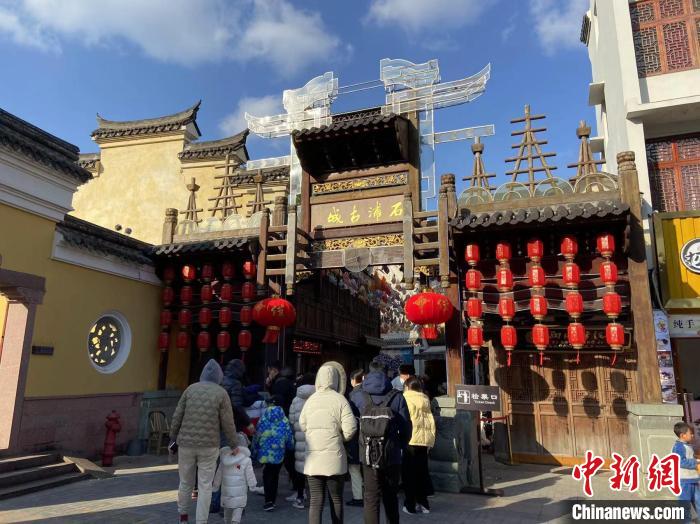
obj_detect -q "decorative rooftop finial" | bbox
[462,137,496,190]
[208,154,242,218]
[505,105,557,193]
[567,120,606,190]
[181,177,202,223]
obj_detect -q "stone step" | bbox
[0,453,61,474]
[0,471,90,500]
[0,461,78,489]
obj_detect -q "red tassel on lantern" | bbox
[178,308,192,328]
[241,282,256,302]
[220,283,233,302]
[498,297,516,321]
[160,310,172,330]
[600,261,618,288]
[565,291,584,319]
[532,324,549,365]
[528,265,546,289]
[158,332,169,352]
[182,265,196,282]
[562,262,580,289]
[163,266,176,285]
[201,284,213,304]
[606,323,624,350]
[238,329,252,351]
[497,268,513,292]
[495,242,512,263]
[176,331,189,352]
[217,331,231,353]
[197,331,210,352]
[219,307,232,327]
[240,305,252,326]
[199,307,212,328]
[201,263,214,283]
[464,244,480,266]
[560,236,578,260]
[466,298,483,320]
[242,261,257,280]
[501,325,517,366]
[596,233,615,258]
[603,292,622,319]
[180,286,193,306]
[163,286,175,306]
[527,239,544,262]
[467,325,483,350]
[221,262,235,281]
[529,295,548,321]
[465,269,482,292]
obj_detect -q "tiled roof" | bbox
[292,112,404,138]
[78,152,100,170]
[152,237,251,256]
[92,101,201,139]
[452,200,630,230]
[0,108,91,183]
[57,215,153,264]
[179,129,249,162]
[227,165,290,186]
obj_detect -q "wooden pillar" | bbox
[162,208,178,244]
[272,194,288,227]
[285,206,297,296]
[445,280,463,397]
[438,175,454,289]
[617,151,662,403]
[402,191,414,290]
[257,209,270,292]
[407,111,422,212]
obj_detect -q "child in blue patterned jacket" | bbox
[672,421,700,518]
[251,402,294,512]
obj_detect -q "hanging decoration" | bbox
[526,237,550,366]
[163,266,176,285]
[158,332,169,353]
[162,286,175,307]
[404,290,453,340]
[597,232,622,365]
[495,241,517,366]
[463,244,484,363]
[176,331,189,352]
[182,264,196,283]
[238,329,252,357]
[221,261,235,281]
[178,308,192,328]
[160,310,172,330]
[199,307,212,328]
[240,305,252,326]
[242,282,256,302]
[253,296,297,343]
[197,331,211,352]
[242,260,257,281]
[220,283,233,302]
[180,285,193,306]
[219,306,232,328]
[532,323,550,366]
[501,325,517,366]
[201,284,213,304]
[561,235,583,363]
[201,263,214,283]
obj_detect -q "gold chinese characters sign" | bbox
[311,173,408,195]
[311,195,404,229]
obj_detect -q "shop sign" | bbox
[653,310,676,404]
[669,315,700,338]
[310,194,404,230]
[680,238,700,274]
[456,384,501,411]
[293,338,322,354]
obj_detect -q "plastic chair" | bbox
[147,411,170,455]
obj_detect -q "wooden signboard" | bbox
[311,195,404,230]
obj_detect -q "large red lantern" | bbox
[201,263,214,283]
[467,325,483,351]
[197,331,211,352]
[497,268,513,292]
[567,323,586,349]
[528,266,546,289]
[163,266,176,285]
[560,236,578,260]
[238,329,252,351]
[201,284,213,304]
[160,310,172,330]
[404,291,453,340]
[163,286,175,306]
[599,261,618,288]
[221,261,235,281]
[596,233,615,258]
[464,244,480,266]
[243,260,257,280]
[606,323,624,350]
[495,242,512,263]
[182,264,196,282]
[180,285,193,306]
[242,282,256,302]
[465,269,482,292]
[501,325,517,366]
[220,283,233,302]
[498,297,515,321]
[176,331,189,352]
[217,331,231,353]
[466,298,483,320]
[529,295,548,321]
[199,307,212,328]
[178,308,192,328]
[527,239,544,262]
[562,262,580,289]
[532,324,549,349]
[565,291,584,319]
[603,292,622,319]
[219,307,233,327]
[253,297,297,343]
[158,332,169,352]
[240,305,252,326]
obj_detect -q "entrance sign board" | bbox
[310,194,404,229]
[456,384,501,412]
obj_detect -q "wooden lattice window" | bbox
[630,0,700,77]
[646,134,700,211]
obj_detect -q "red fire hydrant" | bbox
[102,410,121,467]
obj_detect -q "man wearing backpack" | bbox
[350,360,411,524]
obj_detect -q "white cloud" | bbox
[530,0,588,54]
[0,0,340,74]
[366,0,492,32]
[219,94,282,136]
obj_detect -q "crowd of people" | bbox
[169,358,437,524]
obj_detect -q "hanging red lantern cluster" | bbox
[405,290,452,340]
[596,232,623,365]
[253,296,297,343]
[525,238,549,365]
[463,244,484,363]
[177,331,189,352]
[559,235,583,363]
[495,241,517,366]
[201,263,214,283]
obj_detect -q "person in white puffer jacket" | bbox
[287,374,315,509]
[213,434,261,524]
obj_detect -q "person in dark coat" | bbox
[269,366,296,416]
[346,368,365,507]
[223,359,247,408]
[349,360,411,524]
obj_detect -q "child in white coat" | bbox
[213,434,261,523]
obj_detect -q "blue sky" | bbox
[0,0,593,194]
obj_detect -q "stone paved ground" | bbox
[0,455,640,524]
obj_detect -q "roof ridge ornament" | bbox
[92,101,201,139]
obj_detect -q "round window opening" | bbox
[87,312,131,374]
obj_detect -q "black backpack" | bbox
[359,390,399,469]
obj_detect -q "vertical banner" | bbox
[653,309,676,404]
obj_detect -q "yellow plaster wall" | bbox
[72,134,191,245]
[659,214,700,311]
[0,203,161,397]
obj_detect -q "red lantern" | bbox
[158,332,169,352]
[498,297,516,321]
[217,331,231,353]
[404,291,453,340]
[466,298,483,320]
[219,307,232,327]
[527,239,544,262]
[606,323,625,350]
[597,233,615,258]
[532,324,549,350]
[560,235,578,260]
[201,284,213,304]
[243,260,257,280]
[178,308,192,328]
[529,295,548,321]
[221,261,235,281]
[253,297,297,343]
[528,265,546,289]
[467,325,483,350]
[163,266,176,284]
[240,305,252,326]
[497,268,513,292]
[603,292,622,319]
[182,264,196,282]
[562,262,580,289]
[160,310,172,330]
[238,329,252,351]
[201,263,214,283]
[180,285,193,306]
[565,291,584,319]
[567,322,586,349]
[220,283,233,302]
[501,325,517,366]
[599,261,618,287]
[242,282,256,302]
[465,269,482,292]
[199,307,212,328]
[176,331,189,352]
[197,331,211,352]
[464,244,480,266]
[163,286,175,306]
[495,242,512,263]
